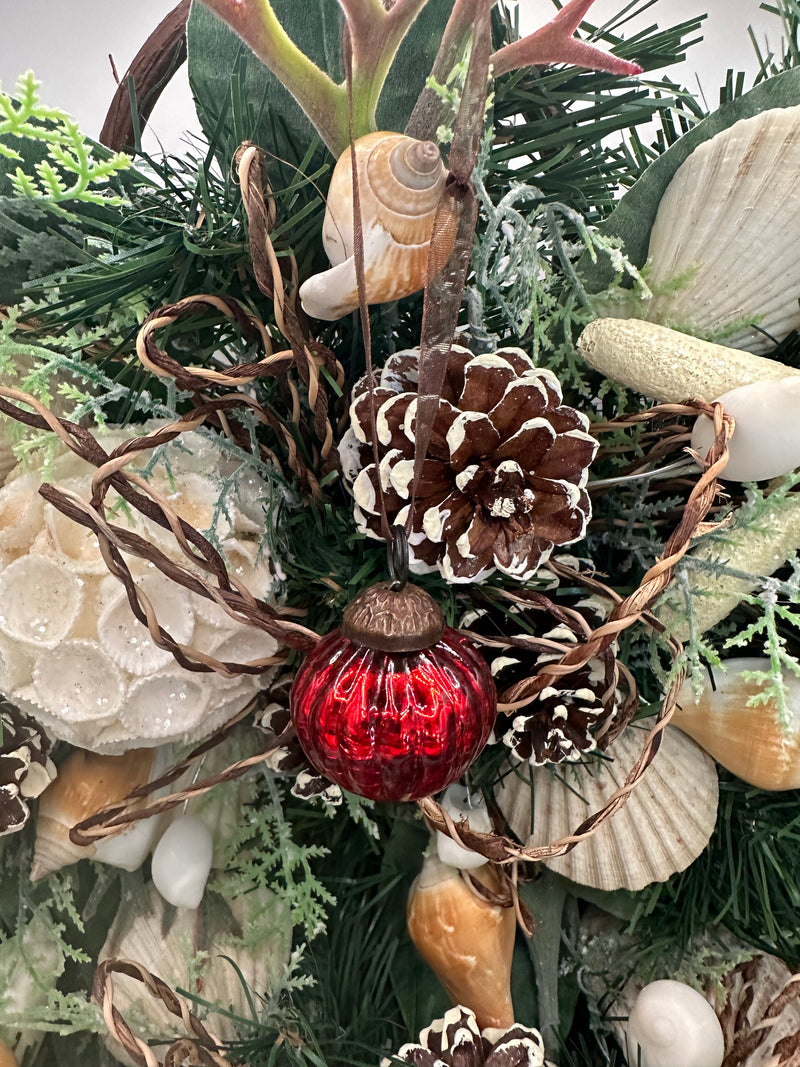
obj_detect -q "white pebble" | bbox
[151,815,213,909]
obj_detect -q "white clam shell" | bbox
[691,376,800,481]
[436,784,493,870]
[644,105,800,354]
[626,980,724,1067]
[496,725,718,891]
[0,555,83,649]
[151,814,213,909]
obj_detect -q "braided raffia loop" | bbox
[70,694,295,845]
[420,398,733,864]
[94,958,232,1067]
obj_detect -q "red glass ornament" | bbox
[290,584,496,802]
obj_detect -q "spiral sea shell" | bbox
[299,132,449,320]
[626,980,724,1067]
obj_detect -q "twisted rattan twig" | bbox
[94,958,232,1067]
[418,399,734,865]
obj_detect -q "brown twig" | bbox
[94,958,233,1067]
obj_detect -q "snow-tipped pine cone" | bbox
[383,1005,546,1067]
[339,347,597,582]
[464,595,626,766]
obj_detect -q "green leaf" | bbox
[580,66,800,290]
[187,0,453,170]
[187,0,344,169]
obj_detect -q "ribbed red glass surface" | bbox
[289,627,496,802]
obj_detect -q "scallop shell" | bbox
[496,724,718,891]
[643,105,800,355]
[299,131,449,320]
[31,747,159,880]
[673,657,800,790]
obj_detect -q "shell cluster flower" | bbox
[384,1005,545,1067]
[0,428,278,753]
[340,347,597,583]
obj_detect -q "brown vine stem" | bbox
[94,958,233,1067]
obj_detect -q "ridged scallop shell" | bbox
[673,657,800,791]
[496,724,718,891]
[299,131,449,320]
[643,105,800,355]
[31,747,158,880]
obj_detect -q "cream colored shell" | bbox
[31,747,160,881]
[496,724,718,891]
[299,132,448,320]
[673,657,800,790]
[642,105,800,354]
[0,426,278,753]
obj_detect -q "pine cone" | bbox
[339,347,597,583]
[0,703,56,834]
[464,595,626,766]
[384,1005,545,1067]
[256,677,343,806]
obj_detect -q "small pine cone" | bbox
[466,600,624,767]
[0,702,56,835]
[496,647,621,767]
[383,1005,545,1067]
[339,347,597,583]
[256,678,342,806]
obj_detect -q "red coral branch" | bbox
[491,0,643,78]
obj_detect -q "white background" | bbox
[0,0,782,155]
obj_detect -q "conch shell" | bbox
[673,657,800,791]
[299,131,449,320]
[407,854,516,1029]
[31,747,161,881]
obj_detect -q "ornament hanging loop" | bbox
[388,525,409,591]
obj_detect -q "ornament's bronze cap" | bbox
[342,582,445,653]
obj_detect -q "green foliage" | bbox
[631,778,800,967]
[0,72,131,205]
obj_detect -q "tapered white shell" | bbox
[673,657,800,790]
[691,376,800,481]
[496,724,718,891]
[31,748,160,880]
[436,785,493,870]
[643,105,800,354]
[626,980,724,1067]
[299,131,448,320]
